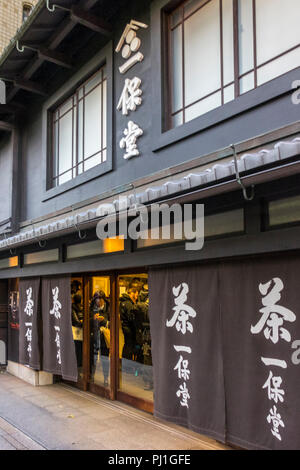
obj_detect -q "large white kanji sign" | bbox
[117,77,142,115]
[120,120,143,160]
[115,19,148,74]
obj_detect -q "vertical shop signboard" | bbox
[116,19,148,160]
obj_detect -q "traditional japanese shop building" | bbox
[0,0,300,450]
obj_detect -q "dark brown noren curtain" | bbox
[19,277,41,370]
[42,276,77,382]
[149,265,226,442]
[219,257,300,450]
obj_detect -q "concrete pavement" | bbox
[0,371,229,451]
[0,416,45,450]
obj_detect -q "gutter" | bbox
[161,158,300,206]
[1,137,300,252]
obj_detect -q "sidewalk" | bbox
[0,371,229,451]
[0,416,45,450]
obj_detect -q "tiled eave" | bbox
[0,137,300,252]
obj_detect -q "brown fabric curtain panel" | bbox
[42,276,77,382]
[8,291,19,363]
[149,255,300,450]
[219,256,300,450]
[19,278,41,370]
[149,265,226,442]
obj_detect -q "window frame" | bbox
[23,248,60,266]
[134,203,245,251]
[262,190,300,232]
[167,0,232,128]
[51,66,107,188]
[66,238,125,261]
[22,3,33,22]
[0,255,19,270]
[42,42,113,202]
[167,0,300,129]
[150,0,300,152]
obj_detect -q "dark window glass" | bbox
[268,196,300,228]
[23,3,33,22]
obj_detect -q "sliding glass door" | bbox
[117,273,153,412]
[69,272,153,413]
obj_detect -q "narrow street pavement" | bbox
[0,416,45,450]
[0,372,229,451]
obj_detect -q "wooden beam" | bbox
[0,104,17,115]
[20,41,73,68]
[13,79,47,96]
[70,6,112,36]
[0,71,16,80]
[0,120,14,131]
[0,102,25,114]
[6,0,100,102]
[38,47,72,69]
[31,24,56,33]
[7,57,29,62]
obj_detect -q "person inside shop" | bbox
[71,279,81,296]
[119,287,139,370]
[135,283,153,390]
[90,291,110,386]
[129,278,142,292]
[71,281,83,368]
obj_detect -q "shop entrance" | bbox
[70,272,153,413]
[117,273,153,411]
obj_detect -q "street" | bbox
[0,372,228,451]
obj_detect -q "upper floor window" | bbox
[51,66,107,187]
[168,0,300,129]
[23,3,33,22]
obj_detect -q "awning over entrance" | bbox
[0,137,299,252]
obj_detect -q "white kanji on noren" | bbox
[54,325,62,365]
[50,287,62,320]
[120,120,143,160]
[24,287,34,359]
[117,77,142,116]
[262,371,285,404]
[25,326,32,342]
[25,321,33,358]
[176,382,190,408]
[166,283,197,334]
[24,287,34,317]
[174,355,190,381]
[267,405,285,441]
[251,278,296,344]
